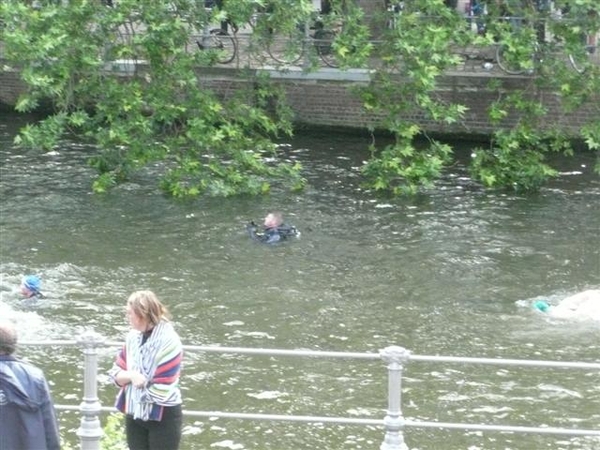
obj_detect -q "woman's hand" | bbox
[129,371,148,388]
[114,369,148,388]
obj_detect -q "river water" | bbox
[0,111,599,450]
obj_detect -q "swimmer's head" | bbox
[264,212,283,228]
[533,300,550,313]
[21,275,41,295]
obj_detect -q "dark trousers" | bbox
[125,405,182,450]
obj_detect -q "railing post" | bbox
[76,330,106,450]
[302,18,311,69]
[379,346,411,450]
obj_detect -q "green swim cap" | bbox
[533,300,550,313]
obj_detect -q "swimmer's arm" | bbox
[246,221,262,240]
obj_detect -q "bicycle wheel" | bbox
[265,28,304,65]
[314,29,338,68]
[495,44,528,75]
[208,29,237,65]
[568,45,597,74]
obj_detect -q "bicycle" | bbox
[495,40,537,75]
[263,19,339,68]
[496,39,597,75]
[190,27,237,65]
[185,4,238,65]
[494,12,599,75]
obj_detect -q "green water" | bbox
[1,112,599,450]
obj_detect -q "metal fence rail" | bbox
[20,333,600,450]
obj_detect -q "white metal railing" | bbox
[20,332,600,450]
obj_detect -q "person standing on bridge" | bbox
[109,290,183,450]
[0,320,61,450]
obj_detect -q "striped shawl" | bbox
[111,320,182,421]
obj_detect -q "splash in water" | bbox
[532,289,600,321]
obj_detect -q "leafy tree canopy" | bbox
[2,0,305,197]
[1,0,599,196]
[361,0,599,194]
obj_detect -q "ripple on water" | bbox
[1,120,599,449]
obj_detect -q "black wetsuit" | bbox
[20,292,44,308]
[246,222,299,244]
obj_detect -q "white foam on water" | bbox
[519,289,600,323]
[548,290,600,321]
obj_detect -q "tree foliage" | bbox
[1,0,305,197]
[359,0,468,194]
[465,0,600,192]
[1,0,599,196]
[359,0,599,194]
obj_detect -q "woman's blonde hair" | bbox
[127,290,170,326]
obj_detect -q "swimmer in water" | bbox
[533,289,600,320]
[20,275,44,300]
[246,212,300,244]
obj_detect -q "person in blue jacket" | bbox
[0,320,61,450]
[247,212,300,244]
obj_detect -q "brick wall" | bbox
[0,68,27,108]
[1,65,596,136]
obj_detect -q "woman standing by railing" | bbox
[109,290,183,450]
